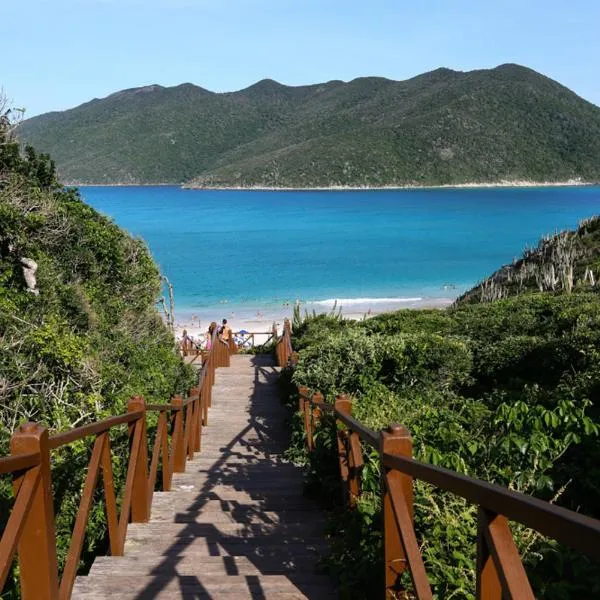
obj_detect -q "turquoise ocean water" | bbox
[80,186,600,321]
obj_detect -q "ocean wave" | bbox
[310,297,423,307]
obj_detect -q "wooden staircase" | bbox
[71,354,335,599]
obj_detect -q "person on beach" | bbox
[219,318,232,342]
[206,322,217,350]
[220,318,236,352]
[181,329,192,356]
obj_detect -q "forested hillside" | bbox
[19,64,600,187]
[0,106,193,595]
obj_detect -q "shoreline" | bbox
[172,297,454,344]
[183,179,593,191]
[72,180,596,190]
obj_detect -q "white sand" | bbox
[173,297,453,344]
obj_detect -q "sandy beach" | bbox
[173,297,454,346]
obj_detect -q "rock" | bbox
[20,257,39,295]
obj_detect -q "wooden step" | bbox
[125,522,327,539]
[89,554,323,576]
[124,537,328,556]
[150,497,321,512]
[149,509,325,525]
[72,574,332,599]
[73,354,334,599]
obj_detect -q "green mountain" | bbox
[18,64,600,186]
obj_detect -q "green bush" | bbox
[0,117,194,597]
[285,291,600,598]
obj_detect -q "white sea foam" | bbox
[311,297,423,307]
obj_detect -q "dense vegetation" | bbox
[19,64,600,187]
[458,215,600,303]
[282,228,600,598]
[0,105,193,596]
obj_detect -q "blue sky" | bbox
[4,0,600,117]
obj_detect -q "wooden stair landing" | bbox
[72,354,334,599]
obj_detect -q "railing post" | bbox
[476,508,504,600]
[190,386,201,452]
[380,424,413,596]
[334,396,351,503]
[283,318,292,364]
[312,392,325,429]
[224,338,231,367]
[11,423,59,600]
[128,396,149,523]
[183,397,194,460]
[306,391,324,452]
[335,395,363,508]
[202,372,210,425]
[208,352,214,406]
[304,392,315,452]
[298,385,309,413]
[216,338,224,367]
[171,394,186,472]
[312,391,324,425]
[215,338,225,367]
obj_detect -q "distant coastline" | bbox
[183,179,593,191]
[71,180,595,190]
[69,182,175,187]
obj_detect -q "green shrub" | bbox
[285,291,600,598]
[0,119,194,597]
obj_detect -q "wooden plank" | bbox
[59,434,105,600]
[49,413,141,449]
[385,472,433,599]
[100,435,120,556]
[0,467,40,591]
[480,509,534,599]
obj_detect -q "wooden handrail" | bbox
[145,403,176,412]
[0,320,231,599]
[300,385,600,555]
[383,453,600,559]
[48,412,142,449]
[232,331,276,351]
[335,409,379,449]
[0,453,41,475]
[275,318,294,367]
[288,329,600,597]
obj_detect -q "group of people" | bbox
[179,318,232,355]
[180,319,233,356]
[205,318,232,349]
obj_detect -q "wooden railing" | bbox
[182,329,276,359]
[275,319,295,367]
[232,329,277,351]
[0,331,231,599]
[278,325,600,599]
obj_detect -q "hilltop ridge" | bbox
[18,64,600,186]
